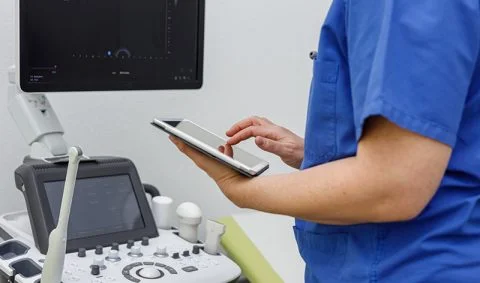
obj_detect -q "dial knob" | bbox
[91,265,100,276]
[111,242,119,251]
[127,240,135,249]
[182,250,190,257]
[141,236,149,246]
[154,246,168,258]
[106,249,121,262]
[95,245,103,255]
[128,245,143,257]
[192,245,201,255]
[78,248,86,258]
[172,252,180,259]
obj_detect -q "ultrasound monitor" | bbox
[18,0,205,92]
[14,157,158,254]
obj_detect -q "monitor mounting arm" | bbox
[7,65,68,158]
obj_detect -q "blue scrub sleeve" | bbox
[356,0,480,147]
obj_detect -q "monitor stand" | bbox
[7,65,69,159]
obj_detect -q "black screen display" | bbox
[20,0,204,92]
[44,175,145,240]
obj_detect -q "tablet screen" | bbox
[164,120,267,170]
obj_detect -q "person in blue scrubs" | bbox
[170,0,480,282]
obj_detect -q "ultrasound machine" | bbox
[0,0,242,282]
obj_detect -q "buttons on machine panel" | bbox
[111,242,120,251]
[95,245,103,255]
[182,266,199,273]
[141,237,150,246]
[77,248,86,258]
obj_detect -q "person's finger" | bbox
[227,125,278,145]
[255,136,285,156]
[223,144,234,157]
[226,116,267,137]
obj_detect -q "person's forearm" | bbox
[234,156,420,225]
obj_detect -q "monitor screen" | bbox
[44,175,145,240]
[19,0,204,92]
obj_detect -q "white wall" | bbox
[0,1,331,230]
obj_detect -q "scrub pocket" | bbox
[303,59,339,165]
[293,226,347,282]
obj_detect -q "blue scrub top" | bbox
[296,0,480,282]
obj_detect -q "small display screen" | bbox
[20,0,204,92]
[165,120,267,169]
[44,175,145,240]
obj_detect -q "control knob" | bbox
[95,245,103,255]
[128,245,143,257]
[192,245,201,255]
[91,265,100,276]
[78,248,86,258]
[154,246,168,258]
[106,249,121,262]
[111,242,119,251]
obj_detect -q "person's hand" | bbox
[169,136,249,206]
[226,116,304,169]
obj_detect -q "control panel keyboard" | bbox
[0,229,241,283]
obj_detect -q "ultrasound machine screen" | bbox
[19,0,205,92]
[44,175,145,240]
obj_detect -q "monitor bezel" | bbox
[17,0,205,93]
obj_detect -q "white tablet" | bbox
[151,118,270,177]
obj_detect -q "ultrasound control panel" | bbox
[18,0,205,92]
[0,226,241,283]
